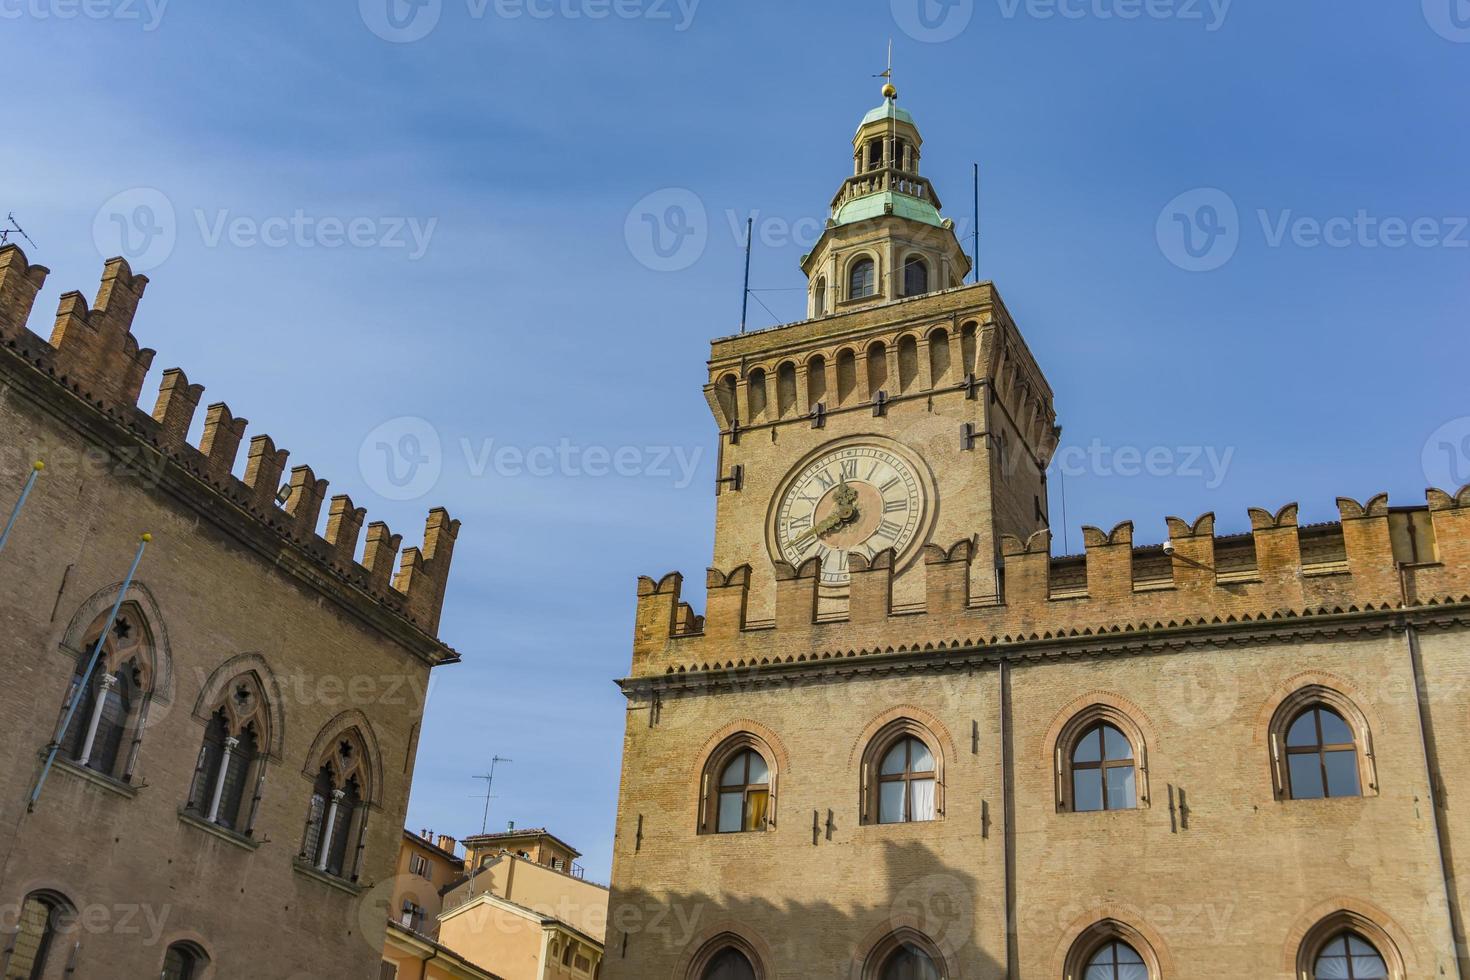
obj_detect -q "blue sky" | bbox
[7,0,1468,880]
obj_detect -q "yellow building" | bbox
[602,86,1470,979]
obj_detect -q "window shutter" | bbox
[860,763,869,822]
[1055,747,1065,810]
[1270,732,1282,797]
[698,773,708,830]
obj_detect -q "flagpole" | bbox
[29,532,152,811]
[0,461,44,556]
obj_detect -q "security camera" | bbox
[1162,540,1176,556]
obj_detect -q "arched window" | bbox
[185,675,270,834]
[903,256,930,297]
[1085,941,1148,979]
[849,258,876,300]
[717,749,770,833]
[814,277,827,317]
[879,944,941,980]
[59,606,155,781]
[776,361,798,418]
[702,948,756,980]
[878,737,936,824]
[299,729,373,881]
[747,368,768,420]
[699,734,778,835]
[1285,705,1362,800]
[162,941,209,980]
[1069,722,1137,812]
[1313,932,1388,978]
[8,891,74,980]
[863,931,946,980]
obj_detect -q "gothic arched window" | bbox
[879,944,941,980]
[699,734,778,835]
[58,602,158,783]
[299,729,373,881]
[814,277,827,316]
[1313,932,1388,978]
[1285,705,1362,800]
[1069,722,1137,812]
[702,948,756,980]
[185,675,270,834]
[849,258,876,300]
[861,721,944,826]
[903,256,930,297]
[1086,941,1149,979]
[8,891,74,979]
[162,941,209,980]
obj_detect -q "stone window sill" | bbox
[53,757,137,799]
[178,808,260,851]
[292,859,364,896]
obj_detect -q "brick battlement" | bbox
[631,490,1470,679]
[0,244,459,643]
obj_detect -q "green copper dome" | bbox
[859,100,915,129]
[834,190,944,229]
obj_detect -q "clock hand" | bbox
[789,501,860,548]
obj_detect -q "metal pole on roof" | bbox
[973,163,980,284]
[29,533,151,811]
[740,218,753,334]
[473,756,513,835]
[0,461,43,556]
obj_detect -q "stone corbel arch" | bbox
[1285,902,1413,979]
[1042,692,1157,812]
[190,653,287,759]
[61,580,173,703]
[303,710,384,807]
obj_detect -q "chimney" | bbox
[437,834,458,855]
[507,820,515,832]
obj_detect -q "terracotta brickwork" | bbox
[605,92,1470,980]
[0,245,461,979]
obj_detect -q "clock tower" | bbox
[705,83,1060,625]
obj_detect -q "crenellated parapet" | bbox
[0,245,461,646]
[630,489,1470,678]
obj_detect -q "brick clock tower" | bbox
[703,82,1060,629]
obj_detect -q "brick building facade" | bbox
[0,244,460,979]
[603,88,1470,979]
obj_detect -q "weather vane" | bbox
[874,39,897,99]
[0,213,36,250]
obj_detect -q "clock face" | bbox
[773,443,927,587]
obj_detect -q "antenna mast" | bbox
[0,213,37,250]
[472,756,513,835]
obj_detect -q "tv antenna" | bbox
[0,213,36,250]
[472,756,513,835]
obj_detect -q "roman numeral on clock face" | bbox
[883,498,906,514]
[839,459,858,480]
[813,470,836,491]
[874,519,904,542]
